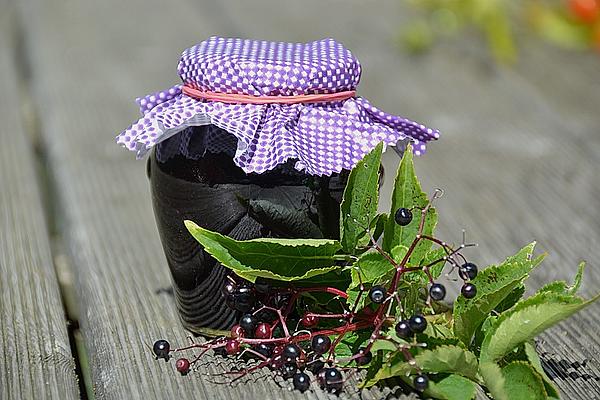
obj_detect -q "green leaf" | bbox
[290,269,351,291]
[382,144,437,264]
[473,315,497,349]
[453,243,544,345]
[480,291,600,363]
[537,281,568,295]
[347,245,407,310]
[243,198,323,238]
[425,374,477,400]
[538,261,586,297]
[422,320,458,343]
[363,351,384,387]
[349,250,395,289]
[422,247,448,279]
[185,220,342,283]
[403,246,447,285]
[415,345,479,381]
[339,142,383,253]
[334,331,371,360]
[356,213,387,248]
[505,241,539,264]
[369,339,401,354]
[494,285,525,313]
[501,361,547,400]
[366,345,479,386]
[569,261,585,295]
[480,362,508,400]
[524,342,560,399]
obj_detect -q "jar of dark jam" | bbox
[147,125,348,334]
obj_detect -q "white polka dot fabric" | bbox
[116,37,440,176]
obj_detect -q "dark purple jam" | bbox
[148,126,347,334]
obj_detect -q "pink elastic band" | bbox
[182,85,356,104]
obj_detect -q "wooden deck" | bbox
[1,0,599,398]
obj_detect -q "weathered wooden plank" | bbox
[0,4,79,400]
[18,0,600,399]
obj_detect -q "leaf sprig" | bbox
[175,143,597,399]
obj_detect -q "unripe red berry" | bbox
[175,358,190,375]
[230,324,245,339]
[255,323,272,339]
[301,313,319,328]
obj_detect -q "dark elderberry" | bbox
[239,313,258,334]
[461,283,477,299]
[414,374,429,391]
[459,262,478,280]
[232,285,256,313]
[254,278,270,294]
[311,334,332,354]
[283,343,301,361]
[273,292,291,309]
[293,372,311,393]
[394,207,413,226]
[368,285,386,304]
[317,368,328,388]
[254,323,272,339]
[254,343,274,358]
[324,368,343,393]
[307,354,325,374]
[222,281,236,296]
[395,320,413,339]
[281,363,298,380]
[225,294,237,310]
[175,358,190,375]
[408,314,427,333]
[152,339,170,360]
[255,308,278,323]
[429,283,446,301]
[355,348,373,366]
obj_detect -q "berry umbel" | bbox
[149,176,485,396]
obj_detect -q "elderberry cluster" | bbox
[395,207,480,303]
[150,203,481,396]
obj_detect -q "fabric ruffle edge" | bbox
[116,85,440,176]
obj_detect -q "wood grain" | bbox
[0,4,79,399]
[14,0,600,398]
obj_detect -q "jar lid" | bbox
[116,37,439,176]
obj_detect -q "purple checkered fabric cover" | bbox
[116,37,439,176]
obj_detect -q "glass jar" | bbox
[147,125,348,334]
